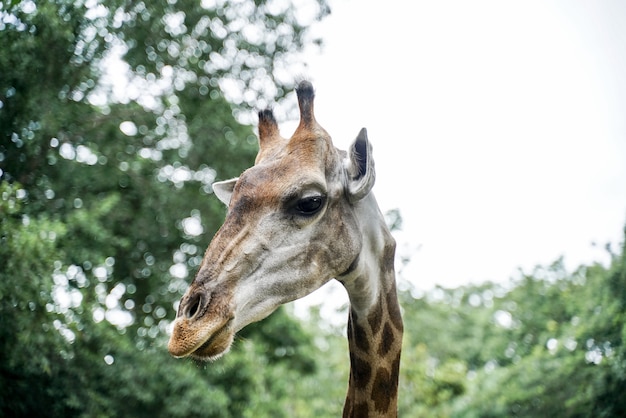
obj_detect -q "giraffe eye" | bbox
[294,195,325,216]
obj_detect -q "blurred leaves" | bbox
[1,0,329,416]
[394,240,626,417]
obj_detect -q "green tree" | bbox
[1,0,329,416]
[395,228,626,417]
[455,241,626,417]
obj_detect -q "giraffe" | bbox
[168,81,403,417]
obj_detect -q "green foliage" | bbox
[394,235,626,417]
[0,182,72,416]
[1,0,329,416]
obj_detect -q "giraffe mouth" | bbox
[188,319,235,361]
[168,317,235,360]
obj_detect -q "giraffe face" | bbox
[168,147,362,360]
[168,82,376,361]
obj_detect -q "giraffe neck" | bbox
[339,197,404,417]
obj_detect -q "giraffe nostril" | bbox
[185,293,203,319]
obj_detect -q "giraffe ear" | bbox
[212,178,238,206]
[345,128,375,202]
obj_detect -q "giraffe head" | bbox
[168,81,377,360]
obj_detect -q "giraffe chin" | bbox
[189,323,234,361]
[168,319,234,361]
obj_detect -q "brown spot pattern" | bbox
[381,241,396,274]
[352,321,370,353]
[367,300,383,336]
[349,352,371,390]
[378,322,394,357]
[352,402,369,418]
[386,286,404,332]
[371,367,394,413]
[345,278,403,416]
[391,352,401,388]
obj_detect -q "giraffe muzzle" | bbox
[168,287,235,360]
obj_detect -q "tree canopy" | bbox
[1,0,329,416]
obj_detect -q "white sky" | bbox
[284,0,626,313]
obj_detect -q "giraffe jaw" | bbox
[190,322,234,361]
[168,317,235,361]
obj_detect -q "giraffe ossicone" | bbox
[168,81,403,417]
